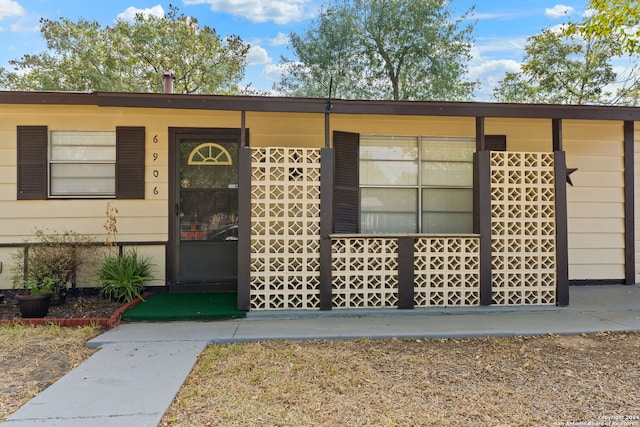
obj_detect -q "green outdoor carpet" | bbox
[121,292,246,321]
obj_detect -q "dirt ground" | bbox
[0,293,123,321]
[2,325,640,426]
[0,324,102,421]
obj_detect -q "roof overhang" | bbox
[1,90,640,121]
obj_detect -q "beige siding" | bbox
[485,118,551,152]
[635,122,640,283]
[331,114,476,138]
[564,120,625,281]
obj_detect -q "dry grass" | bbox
[0,323,102,421]
[2,325,640,426]
[162,333,640,427]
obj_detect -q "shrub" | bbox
[98,249,154,303]
[10,228,99,302]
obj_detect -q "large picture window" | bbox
[360,136,474,234]
[49,131,117,197]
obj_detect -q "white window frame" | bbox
[360,135,474,234]
[48,131,117,198]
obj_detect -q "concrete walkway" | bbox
[4,285,640,426]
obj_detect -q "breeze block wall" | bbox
[249,147,322,310]
[248,147,558,310]
[490,151,557,305]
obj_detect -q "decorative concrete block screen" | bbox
[490,152,556,305]
[332,238,399,308]
[414,237,480,306]
[249,148,321,310]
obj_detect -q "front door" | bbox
[172,131,239,287]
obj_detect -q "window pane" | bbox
[423,188,473,212]
[421,137,474,161]
[361,160,418,185]
[422,212,473,233]
[361,188,417,233]
[422,161,472,187]
[51,131,116,146]
[51,146,116,162]
[360,137,417,160]
[50,164,115,196]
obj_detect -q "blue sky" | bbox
[0,0,589,100]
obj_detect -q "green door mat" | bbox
[122,292,246,321]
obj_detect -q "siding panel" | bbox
[565,120,625,281]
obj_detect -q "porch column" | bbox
[237,112,251,311]
[475,117,493,306]
[624,121,635,285]
[319,147,334,310]
[553,119,569,306]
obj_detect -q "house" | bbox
[1,90,639,311]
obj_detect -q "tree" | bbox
[276,0,476,101]
[0,5,249,94]
[493,28,640,105]
[566,0,640,56]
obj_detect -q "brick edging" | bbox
[0,292,153,329]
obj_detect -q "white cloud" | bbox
[268,32,289,46]
[262,63,285,81]
[545,5,575,19]
[247,45,271,65]
[0,0,25,20]
[183,0,313,25]
[468,59,522,101]
[9,21,37,32]
[116,5,165,22]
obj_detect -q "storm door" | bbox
[173,133,239,286]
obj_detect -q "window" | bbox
[49,131,116,197]
[17,126,145,200]
[360,136,474,234]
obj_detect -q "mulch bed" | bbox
[0,291,148,328]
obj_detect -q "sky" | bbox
[0,0,590,100]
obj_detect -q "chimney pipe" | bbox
[163,71,175,94]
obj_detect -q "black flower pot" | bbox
[16,294,52,318]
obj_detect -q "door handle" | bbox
[175,203,180,216]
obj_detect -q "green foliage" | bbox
[20,277,57,296]
[493,28,640,105]
[565,0,640,56]
[276,0,476,101]
[0,5,249,94]
[10,228,99,296]
[98,250,154,303]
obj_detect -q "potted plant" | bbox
[15,277,57,318]
[98,249,154,303]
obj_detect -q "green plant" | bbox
[98,249,154,303]
[10,228,99,299]
[21,277,57,296]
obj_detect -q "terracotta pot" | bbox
[16,294,52,318]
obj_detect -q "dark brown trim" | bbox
[240,111,247,147]
[115,126,145,199]
[333,131,360,233]
[476,117,485,151]
[3,91,640,121]
[552,119,563,151]
[0,240,166,249]
[17,126,48,200]
[569,279,626,286]
[624,121,635,285]
[474,151,493,305]
[319,148,334,310]
[554,151,570,306]
[237,146,252,310]
[397,236,415,309]
[319,238,333,310]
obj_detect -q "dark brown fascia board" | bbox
[2,90,640,121]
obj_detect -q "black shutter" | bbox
[333,131,360,233]
[116,127,145,199]
[17,126,48,200]
[485,135,507,151]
